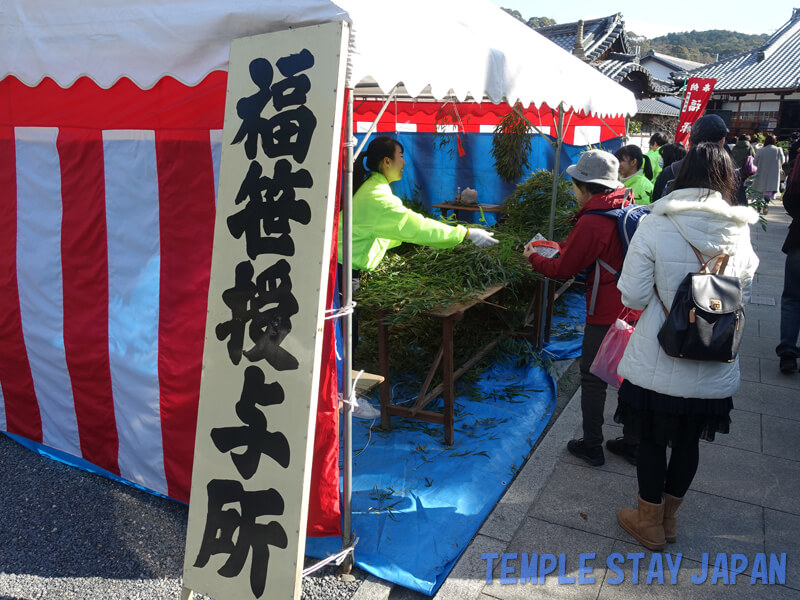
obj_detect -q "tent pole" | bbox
[597,115,623,142]
[338,85,399,574]
[353,85,399,157]
[340,88,355,574]
[548,105,564,243]
[539,104,565,347]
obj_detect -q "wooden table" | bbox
[432,202,504,219]
[373,277,577,444]
[376,283,506,446]
[353,370,384,395]
[519,277,577,345]
[339,370,385,412]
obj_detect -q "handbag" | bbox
[589,309,635,388]
[655,244,744,363]
[742,154,757,178]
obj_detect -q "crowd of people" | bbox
[523,114,799,551]
[340,115,799,549]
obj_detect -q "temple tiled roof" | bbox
[645,51,704,73]
[685,9,800,92]
[636,96,681,117]
[535,14,672,98]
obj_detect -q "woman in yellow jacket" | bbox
[340,136,497,272]
[338,136,497,417]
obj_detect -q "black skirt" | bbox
[613,379,733,444]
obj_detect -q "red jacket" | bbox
[528,188,627,325]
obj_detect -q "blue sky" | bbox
[487,0,796,38]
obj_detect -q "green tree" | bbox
[501,8,523,21]
[650,30,768,63]
[627,32,652,56]
[527,16,556,28]
[501,8,556,28]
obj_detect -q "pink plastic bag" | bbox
[589,317,634,388]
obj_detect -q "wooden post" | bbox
[442,315,456,446]
[545,278,556,343]
[530,279,543,345]
[377,310,392,430]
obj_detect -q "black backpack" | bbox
[655,244,745,363]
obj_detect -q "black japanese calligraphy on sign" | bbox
[211,366,290,479]
[215,260,299,371]
[196,42,325,597]
[232,50,317,162]
[194,479,288,598]
[228,159,312,259]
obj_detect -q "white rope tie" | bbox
[301,538,359,577]
[324,302,357,321]
[342,370,365,411]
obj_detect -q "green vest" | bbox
[338,173,467,271]
[644,149,663,182]
[621,171,654,205]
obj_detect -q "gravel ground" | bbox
[0,433,366,600]
[1,361,579,600]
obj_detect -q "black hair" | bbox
[573,179,615,197]
[615,144,653,180]
[764,134,776,146]
[659,142,687,168]
[649,132,668,147]
[673,142,737,203]
[353,136,404,193]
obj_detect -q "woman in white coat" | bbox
[751,133,786,214]
[613,143,760,550]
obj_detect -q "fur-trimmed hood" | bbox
[650,188,759,257]
[616,187,759,399]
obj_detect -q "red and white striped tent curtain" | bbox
[0,72,342,536]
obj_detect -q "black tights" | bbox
[636,427,701,504]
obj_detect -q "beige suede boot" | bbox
[618,494,666,551]
[663,493,684,543]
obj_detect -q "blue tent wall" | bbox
[355,132,624,225]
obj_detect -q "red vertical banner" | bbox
[674,78,717,145]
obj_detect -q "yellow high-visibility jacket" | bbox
[645,148,663,182]
[621,170,654,205]
[338,173,467,271]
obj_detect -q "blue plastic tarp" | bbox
[306,357,556,595]
[542,291,586,360]
[318,287,587,594]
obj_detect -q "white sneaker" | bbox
[350,394,381,420]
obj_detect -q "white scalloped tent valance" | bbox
[0,0,637,117]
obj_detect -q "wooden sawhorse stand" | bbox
[520,277,576,345]
[375,284,506,446]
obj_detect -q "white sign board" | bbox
[183,21,349,600]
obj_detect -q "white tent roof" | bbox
[0,0,637,117]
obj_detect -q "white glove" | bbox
[467,228,498,248]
